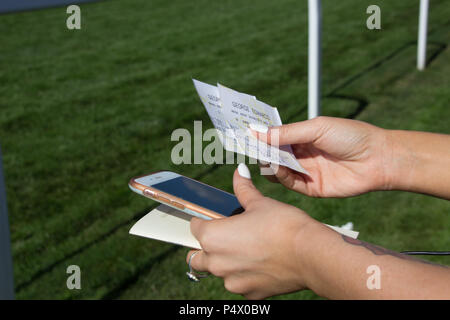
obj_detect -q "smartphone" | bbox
[129,171,244,220]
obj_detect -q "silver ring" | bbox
[186,250,209,282]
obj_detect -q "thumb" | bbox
[249,117,327,146]
[233,163,264,209]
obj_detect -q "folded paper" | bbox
[130,204,359,249]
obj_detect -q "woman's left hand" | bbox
[186,164,321,300]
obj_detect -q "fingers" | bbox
[190,216,215,249]
[258,160,280,183]
[270,164,310,195]
[233,163,265,209]
[189,218,219,272]
[186,250,209,273]
[270,164,297,189]
[250,117,327,146]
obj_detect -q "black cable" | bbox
[401,251,450,256]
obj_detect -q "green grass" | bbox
[0,0,449,299]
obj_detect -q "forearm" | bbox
[384,129,450,199]
[296,223,450,299]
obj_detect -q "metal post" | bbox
[417,0,429,71]
[0,146,14,300]
[308,0,322,119]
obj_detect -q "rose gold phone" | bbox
[129,171,244,220]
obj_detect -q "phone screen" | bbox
[151,176,244,217]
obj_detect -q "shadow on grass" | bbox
[101,245,181,300]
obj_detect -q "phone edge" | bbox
[128,173,225,220]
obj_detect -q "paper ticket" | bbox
[193,79,308,175]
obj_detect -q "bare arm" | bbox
[386,130,450,199]
[295,221,450,299]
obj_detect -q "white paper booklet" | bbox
[130,204,202,249]
[130,204,359,249]
[193,79,308,175]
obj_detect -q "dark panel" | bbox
[0,0,102,14]
[0,146,14,300]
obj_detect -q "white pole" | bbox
[417,0,429,71]
[308,0,322,119]
[0,146,14,300]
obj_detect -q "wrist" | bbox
[378,128,397,191]
[381,129,417,192]
[292,218,331,291]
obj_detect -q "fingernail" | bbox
[269,163,279,174]
[258,160,270,166]
[237,163,251,179]
[249,123,268,134]
[260,166,274,176]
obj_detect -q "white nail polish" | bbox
[237,163,251,179]
[269,163,279,174]
[249,123,268,134]
[260,166,274,176]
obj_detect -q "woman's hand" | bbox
[252,116,393,198]
[186,164,321,300]
[186,164,450,300]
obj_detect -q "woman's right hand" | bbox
[252,116,394,198]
